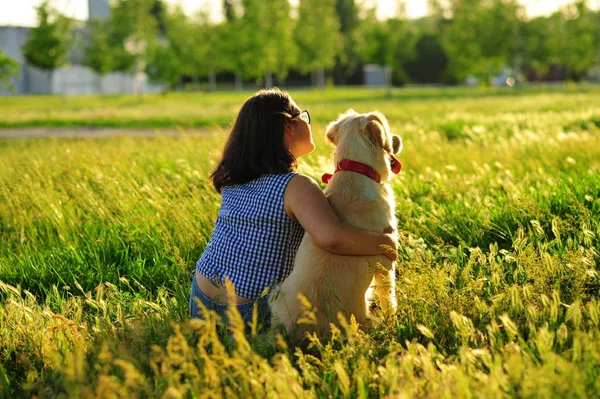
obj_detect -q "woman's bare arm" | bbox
[284,174,397,260]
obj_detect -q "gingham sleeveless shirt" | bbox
[196,172,305,299]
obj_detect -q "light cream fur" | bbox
[270,109,402,342]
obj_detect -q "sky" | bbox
[1,0,599,27]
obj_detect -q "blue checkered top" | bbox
[196,172,305,299]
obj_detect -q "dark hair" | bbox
[211,88,298,192]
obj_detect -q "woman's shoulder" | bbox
[283,173,324,221]
[285,173,321,194]
[223,173,303,196]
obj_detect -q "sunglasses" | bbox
[291,110,310,124]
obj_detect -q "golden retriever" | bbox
[270,109,402,341]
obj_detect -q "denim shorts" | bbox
[189,271,271,330]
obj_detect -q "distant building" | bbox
[363,64,391,87]
[0,0,163,96]
[88,0,110,21]
[0,26,28,94]
[588,65,600,82]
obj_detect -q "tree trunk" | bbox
[192,75,199,91]
[513,56,522,89]
[97,74,104,95]
[208,69,217,92]
[234,72,243,91]
[137,71,144,102]
[59,70,68,103]
[264,70,273,88]
[317,66,325,89]
[48,70,53,94]
[385,66,392,98]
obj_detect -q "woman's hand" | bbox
[381,233,398,261]
[383,226,396,235]
[382,226,398,261]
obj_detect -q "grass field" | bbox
[1,86,599,397]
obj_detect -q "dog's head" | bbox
[326,109,402,180]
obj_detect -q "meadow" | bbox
[1,86,599,397]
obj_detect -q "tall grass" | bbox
[1,87,599,397]
[1,85,599,129]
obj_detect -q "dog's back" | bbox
[270,110,401,342]
[270,173,394,341]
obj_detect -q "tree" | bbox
[554,1,596,80]
[21,0,73,92]
[262,0,297,87]
[594,9,600,66]
[295,0,341,88]
[146,6,194,89]
[85,0,158,74]
[193,12,226,91]
[150,7,226,91]
[441,0,523,84]
[522,16,553,79]
[90,0,158,96]
[223,0,242,22]
[406,33,448,83]
[333,0,361,84]
[93,0,157,75]
[219,0,261,90]
[220,0,293,90]
[237,0,269,84]
[150,0,167,34]
[0,50,20,91]
[220,0,244,90]
[358,7,415,93]
[84,19,117,78]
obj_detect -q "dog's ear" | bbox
[391,135,403,154]
[326,120,341,145]
[366,112,391,152]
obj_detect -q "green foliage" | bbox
[595,9,600,60]
[295,0,341,79]
[223,0,242,22]
[358,9,396,68]
[547,1,597,80]
[358,7,418,87]
[145,41,182,88]
[333,0,362,81]
[107,0,158,73]
[523,16,553,72]
[81,0,600,89]
[84,0,159,79]
[1,87,600,396]
[217,0,260,86]
[84,19,117,76]
[145,6,227,89]
[262,0,298,83]
[0,50,20,91]
[405,33,448,83]
[146,6,193,87]
[21,0,73,72]
[237,0,270,81]
[441,0,523,83]
[192,11,226,85]
[216,0,296,86]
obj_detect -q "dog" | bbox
[270,109,402,342]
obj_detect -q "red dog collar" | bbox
[322,155,401,184]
